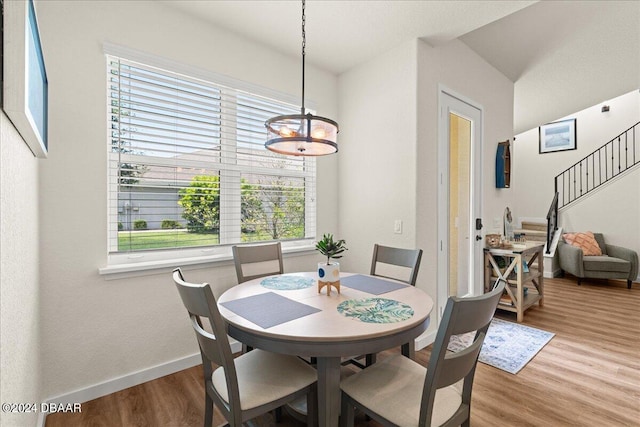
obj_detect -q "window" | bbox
[107,55,316,259]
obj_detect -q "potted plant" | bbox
[315,234,347,294]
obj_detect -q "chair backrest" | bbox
[172,268,242,419]
[370,243,423,286]
[419,280,505,427]
[592,233,607,255]
[232,242,284,284]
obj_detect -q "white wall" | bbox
[337,37,514,336]
[0,112,41,426]
[35,1,338,401]
[337,40,418,275]
[513,90,640,262]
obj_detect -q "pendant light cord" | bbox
[301,0,306,114]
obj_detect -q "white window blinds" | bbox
[107,56,316,254]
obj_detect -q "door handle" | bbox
[475,235,482,241]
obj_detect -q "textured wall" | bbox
[0,112,41,426]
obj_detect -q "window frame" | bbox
[101,44,317,275]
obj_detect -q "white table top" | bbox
[217,271,433,344]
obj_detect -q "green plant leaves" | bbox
[315,233,348,264]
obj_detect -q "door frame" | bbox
[437,85,484,320]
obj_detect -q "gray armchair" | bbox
[558,232,638,289]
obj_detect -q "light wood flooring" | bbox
[46,276,640,427]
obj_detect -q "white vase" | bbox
[318,261,340,283]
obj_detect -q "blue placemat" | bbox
[341,274,408,295]
[337,298,414,323]
[221,292,321,329]
[260,275,315,290]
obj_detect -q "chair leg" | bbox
[577,278,581,286]
[365,353,376,366]
[339,393,355,427]
[628,280,632,289]
[307,385,318,427]
[204,393,214,427]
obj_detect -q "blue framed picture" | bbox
[3,0,49,158]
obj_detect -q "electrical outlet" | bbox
[394,220,403,234]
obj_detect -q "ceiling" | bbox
[161,0,640,134]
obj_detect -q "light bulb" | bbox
[311,127,326,139]
[279,125,295,137]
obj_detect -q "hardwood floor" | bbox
[46,277,640,427]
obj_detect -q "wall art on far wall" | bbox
[539,119,576,154]
[2,0,49,158]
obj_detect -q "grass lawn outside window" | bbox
[118,228,304,251]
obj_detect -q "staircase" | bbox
[515,221,547,242]
[515,217,563,279]
[555,121,639,208]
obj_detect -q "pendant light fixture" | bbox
[265,0,339,156]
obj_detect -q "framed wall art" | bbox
[3,0,49,158]
[539,119,576,154]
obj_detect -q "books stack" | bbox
[499,293,513,306]
[499,286,529,306]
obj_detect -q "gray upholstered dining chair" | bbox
[339,281,505,427]
[172,268,317,427]
[358,244,423,367]
[232,242,284,284]
[370,243,423,286]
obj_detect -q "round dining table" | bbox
[217,271,433,427]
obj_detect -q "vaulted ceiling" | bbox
[161,0,640,134]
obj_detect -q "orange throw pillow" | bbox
[563,231,602,256]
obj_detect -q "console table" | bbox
[484,242,545,322]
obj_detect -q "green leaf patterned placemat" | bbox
[260,276,315,290]
[337,298,414,323]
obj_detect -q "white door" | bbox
[437,89,483,320]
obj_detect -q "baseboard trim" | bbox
[415,330,437,351]
[37,340,242,427]
[544,268,563,279]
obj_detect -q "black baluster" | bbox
[573,165,576,203]
[625,132,628,169]
[605,144,608,180]
[586,157,589,193]
[579,161,583,195]
[598,148,602,186]
[592,153,595,190]
[618,136,621,175]
[612,140,615,177]
[562,172,568,206]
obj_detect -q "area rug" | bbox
[447,318,554,374]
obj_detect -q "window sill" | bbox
[98,243,317,280]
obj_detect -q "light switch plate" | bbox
[394,220,403,234]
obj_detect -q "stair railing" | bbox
[554,121,639,209]
[545,192,559,254]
